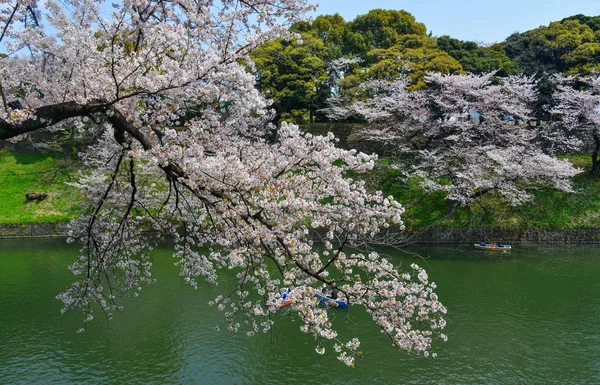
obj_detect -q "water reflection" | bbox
[1,239,599,384]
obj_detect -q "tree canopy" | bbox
[0,0,447,365]
[504,19,600,76]
[251,10,465,108]
[248,10,600,124]
[292,14,348,57]
[327,73,581,204]
[345,9,427,58]
[250,34,330,124]
[562,14,600,32]
[437,36,519,76]
[339,35,463,95]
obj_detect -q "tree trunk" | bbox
[592,131,600,177]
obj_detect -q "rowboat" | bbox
[280,299,292,307]
[267,297,292,309]
[267,289,293,309]
[314,293,348,308]
[474,243,512,252]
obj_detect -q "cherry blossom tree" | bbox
[551,74,600,176]
[0,0,447,364]
[327,73,581,206]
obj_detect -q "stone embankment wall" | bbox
[406,227,600,244]
[2,223,600,243]
[0,223,70,239]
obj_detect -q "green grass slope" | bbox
[0,151,81,224]
[1,149,599,231]
[374,156,600,230]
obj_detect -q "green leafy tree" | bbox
[562,42,600,75]
[290,14,353,120]
[504,19,600,75]
[345,9,427,58]
[562,14,600,31]
[250,34,329,124]
[339,35,463,96]
[292,14,348,58]
[436,36,520,76]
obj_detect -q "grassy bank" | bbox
[374,156,600,230]
[1,149,599,231]
[0,151,82,224]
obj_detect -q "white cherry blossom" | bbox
[327,73,581,205]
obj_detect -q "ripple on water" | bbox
[2,241,600,384]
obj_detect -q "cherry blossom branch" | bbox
[0,2,19,44]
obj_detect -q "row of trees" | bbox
[248,8,600,215]
[249,10,600,125]
[327,72,600,207]
[250,10,466,123]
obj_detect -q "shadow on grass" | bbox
[12,152,54,165]
[0,151,55,165]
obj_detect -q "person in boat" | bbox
[479,242,486,246]
[330,287,338,300]
[497,242,504,247]
[281,287,289,300]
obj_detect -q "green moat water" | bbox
[1,239,599,384]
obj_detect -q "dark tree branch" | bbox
[316,235,348,276]
[0,2,19,44]
[0,81,7,112]
[592,130,600,176]
[106,105,153,150]
[0,99,108,139]
[0,99,154,151]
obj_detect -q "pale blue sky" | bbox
[310,0,600,43]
